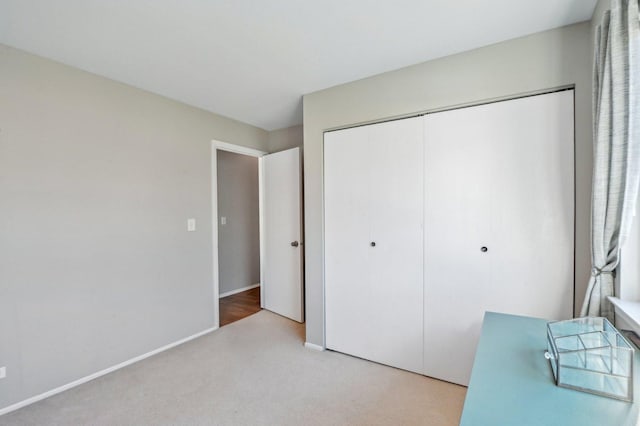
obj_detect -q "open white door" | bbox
[261,147,304,322]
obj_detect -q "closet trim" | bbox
[322,84,575,134]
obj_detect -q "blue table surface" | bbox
[460,312,640,426]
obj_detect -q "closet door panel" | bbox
[325,117,424,374]
[325,126,371,359]
[423,91,575,386]
[488,91,574,321]
[423,107,494,385]
[367,117,424,373]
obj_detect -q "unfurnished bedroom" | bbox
[1,1,639,425]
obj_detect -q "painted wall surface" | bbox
[302,22,593,346]
[268,125,303,153]
[216,151,260,295]
[0,43,268,410]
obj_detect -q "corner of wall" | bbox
[267,125,303,153]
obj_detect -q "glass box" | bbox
[545,317,634,402]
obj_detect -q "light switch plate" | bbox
[0,367,6,379]
[221,217,227,225]
[187,218,196,232]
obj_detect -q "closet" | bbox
[324,90,575,386]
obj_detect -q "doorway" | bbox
[211,140,304,328]
[216,149,261,326]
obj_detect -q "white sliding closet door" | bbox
[325,117,424,374]
[325,125,371,359]
[423,90,574,386]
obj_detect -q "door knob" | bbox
[291,241,299,247]
[370,242,376,247]
[480,246,488,252]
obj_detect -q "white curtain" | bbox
[581,0,640,321]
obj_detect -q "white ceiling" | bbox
[0,0,597,131]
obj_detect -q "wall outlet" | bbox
[0,367,6,379]
[187,218,196,232]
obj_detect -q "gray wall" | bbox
[302,22,593,347]
[268,125,303,153]
[217,151,260,295]
[0,43,268,410]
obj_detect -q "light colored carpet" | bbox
[1,311,466,425]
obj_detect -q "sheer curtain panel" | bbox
[581,0,640,320]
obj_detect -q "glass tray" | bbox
[545,317,634,402]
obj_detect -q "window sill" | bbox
[609,297,640,334]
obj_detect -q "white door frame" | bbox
[211,140,267,328]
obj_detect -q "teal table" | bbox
[460,312,640,426]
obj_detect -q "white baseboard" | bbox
[0,326,218,417]
[219,283,260,299]
[304,342,325,351]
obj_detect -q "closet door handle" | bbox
[291,241,299,247]
[370,242,376,247]
[480,246,488,253]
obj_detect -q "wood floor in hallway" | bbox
[219,286,261,326]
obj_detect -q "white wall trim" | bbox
[219,283,260,299]
[0,326,218,417]
[212,140,267,157]
[259,158,265,309]
[211,140,266,326]
[211,146,221,329]
[304,342,325,351]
